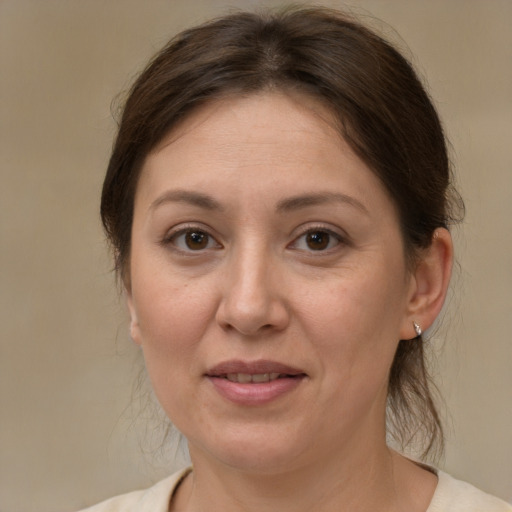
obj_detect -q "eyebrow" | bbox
[149,189,368,215]
[276,192,368,214]
[150,190,224,212]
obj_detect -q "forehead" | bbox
[136,91,395,220]
[154,91,342,161]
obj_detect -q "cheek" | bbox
[131,277,215,420]
[129,262,218,381]
[298,266,406,390]
[131,245,214,338]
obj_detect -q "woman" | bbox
[83,7,511,512]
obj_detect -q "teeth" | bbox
[252,373,269,383]
[225,373,282,383]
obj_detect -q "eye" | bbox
[292,229,343,252]
[167,228,220,252]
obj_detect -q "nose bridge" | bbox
[235,241,271,306]
[217,239,287,335]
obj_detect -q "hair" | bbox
[101,6,463,459]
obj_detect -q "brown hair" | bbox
[101,7,463,458]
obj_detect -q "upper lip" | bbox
[206,359,306,377]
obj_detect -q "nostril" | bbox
[215,279,290,335]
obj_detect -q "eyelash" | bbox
[163,225,222,253]
[290,226,346,253]
[162,224,347,255]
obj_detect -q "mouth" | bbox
[205,360,306,405]
[206,359,306,381]
[222,372,302,383]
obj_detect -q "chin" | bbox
[188,425,312,475]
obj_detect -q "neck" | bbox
[174,435,425,512]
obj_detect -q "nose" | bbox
[215,246,290,336]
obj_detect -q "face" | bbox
[127,92,417,474]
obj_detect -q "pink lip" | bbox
[207,359,304,376]
[206,359,307,406]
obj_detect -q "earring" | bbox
[413,321,422,337]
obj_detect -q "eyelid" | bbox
[162,223,222,252]
[288,224,349,252]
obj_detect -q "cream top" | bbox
[79,466,512,512]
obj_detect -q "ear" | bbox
[125,285,142,346]
[400,228,453,340]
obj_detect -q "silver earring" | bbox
[413,321,422,337]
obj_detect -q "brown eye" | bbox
[305,231,331,251]
[168,228,219,252]
[291,228,343,253]
[185,230,209,250]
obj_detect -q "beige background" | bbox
[1,1,511,510]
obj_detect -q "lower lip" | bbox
[207,376,304,405]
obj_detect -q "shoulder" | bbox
[428,470,512,512]
[77,467,191,512]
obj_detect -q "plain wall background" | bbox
[1,1,511,510]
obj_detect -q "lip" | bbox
[207,359,305,376]
[206,359,307,406]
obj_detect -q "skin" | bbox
[126,92,453,512]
